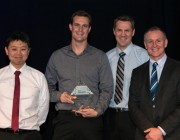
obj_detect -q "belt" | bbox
[0,128,37,134]
[109,107,129,112]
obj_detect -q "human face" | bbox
[144,30,168,61]
[5,40,30,69]
[113,21,135,50]
[69,16,91,43]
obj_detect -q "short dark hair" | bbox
[144,26,167,40]
[70,10,92,26]
[113,15,135,30]
[6,31,30,48]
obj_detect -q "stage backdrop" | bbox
[0,0,180,140]
[0,0,180,71]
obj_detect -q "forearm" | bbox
[50,88,61,102]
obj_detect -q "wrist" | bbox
[158,126,166,136]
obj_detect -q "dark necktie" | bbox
[114,52,126,104]
[150,62,158,102]
[11,71,21,132]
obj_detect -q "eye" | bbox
[146,40,153,44]
[83,24,89,28]
[156,40,161,43]
[11,48,17,51]
[73,23,80,27]
[116,29,122,33]
[125,29,131,33]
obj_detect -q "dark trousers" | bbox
[52,110,103,140]
[103,108,135,140]
[0,131,41,140]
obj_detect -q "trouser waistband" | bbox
[0,128,37,134]
[109,107,129,112]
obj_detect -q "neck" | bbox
[117,42,131,51]
[11,63,24,70]
[71,40,88,55]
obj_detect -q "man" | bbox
[45,10,113,140]
[0,31,49,140]
[103,16,149,140]
[129,26,180,140]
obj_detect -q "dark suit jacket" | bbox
[129,57,180,140]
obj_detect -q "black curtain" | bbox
[0,0,180,140]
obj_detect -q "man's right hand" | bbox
[60,92,77,104]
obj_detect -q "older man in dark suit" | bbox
[129,26,180,140]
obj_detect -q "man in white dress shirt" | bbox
[0,31,49,140]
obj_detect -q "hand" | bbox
[72,106,98,117]
[60,92,76,104]
[144,127,163,140]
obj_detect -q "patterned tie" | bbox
[114,52,126,104]
[150,62,158,102]
[11,71,21,132]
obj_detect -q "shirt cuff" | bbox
[158,126,166,136]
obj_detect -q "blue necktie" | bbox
[150,62,158,102]
[114,52,126,104]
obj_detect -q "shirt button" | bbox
[153,105,155,108]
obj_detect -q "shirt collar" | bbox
[115,43,133,57]
[68,44,90,53]
[9,63,27,74]
[150,54,167,68]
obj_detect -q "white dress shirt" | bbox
[106,43,149,108]
[0,63,49,131]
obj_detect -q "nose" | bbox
[17,50,22,55]
[79,26,83,31]
[121,31,126,36]
[152,41,158,47]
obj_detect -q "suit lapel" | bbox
[143,61,152,102]
[156,58,171,97]
[144,61,150,93]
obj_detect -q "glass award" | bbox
[71,83,93,110]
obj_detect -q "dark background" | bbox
[0,0,180,139]
[1,0,180,71]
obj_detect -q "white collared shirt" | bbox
[0,63,49,130]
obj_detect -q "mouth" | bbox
[151,47,159,51]
[119,37,127,41]
[76,31,83,35]
[15,57,23,60]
